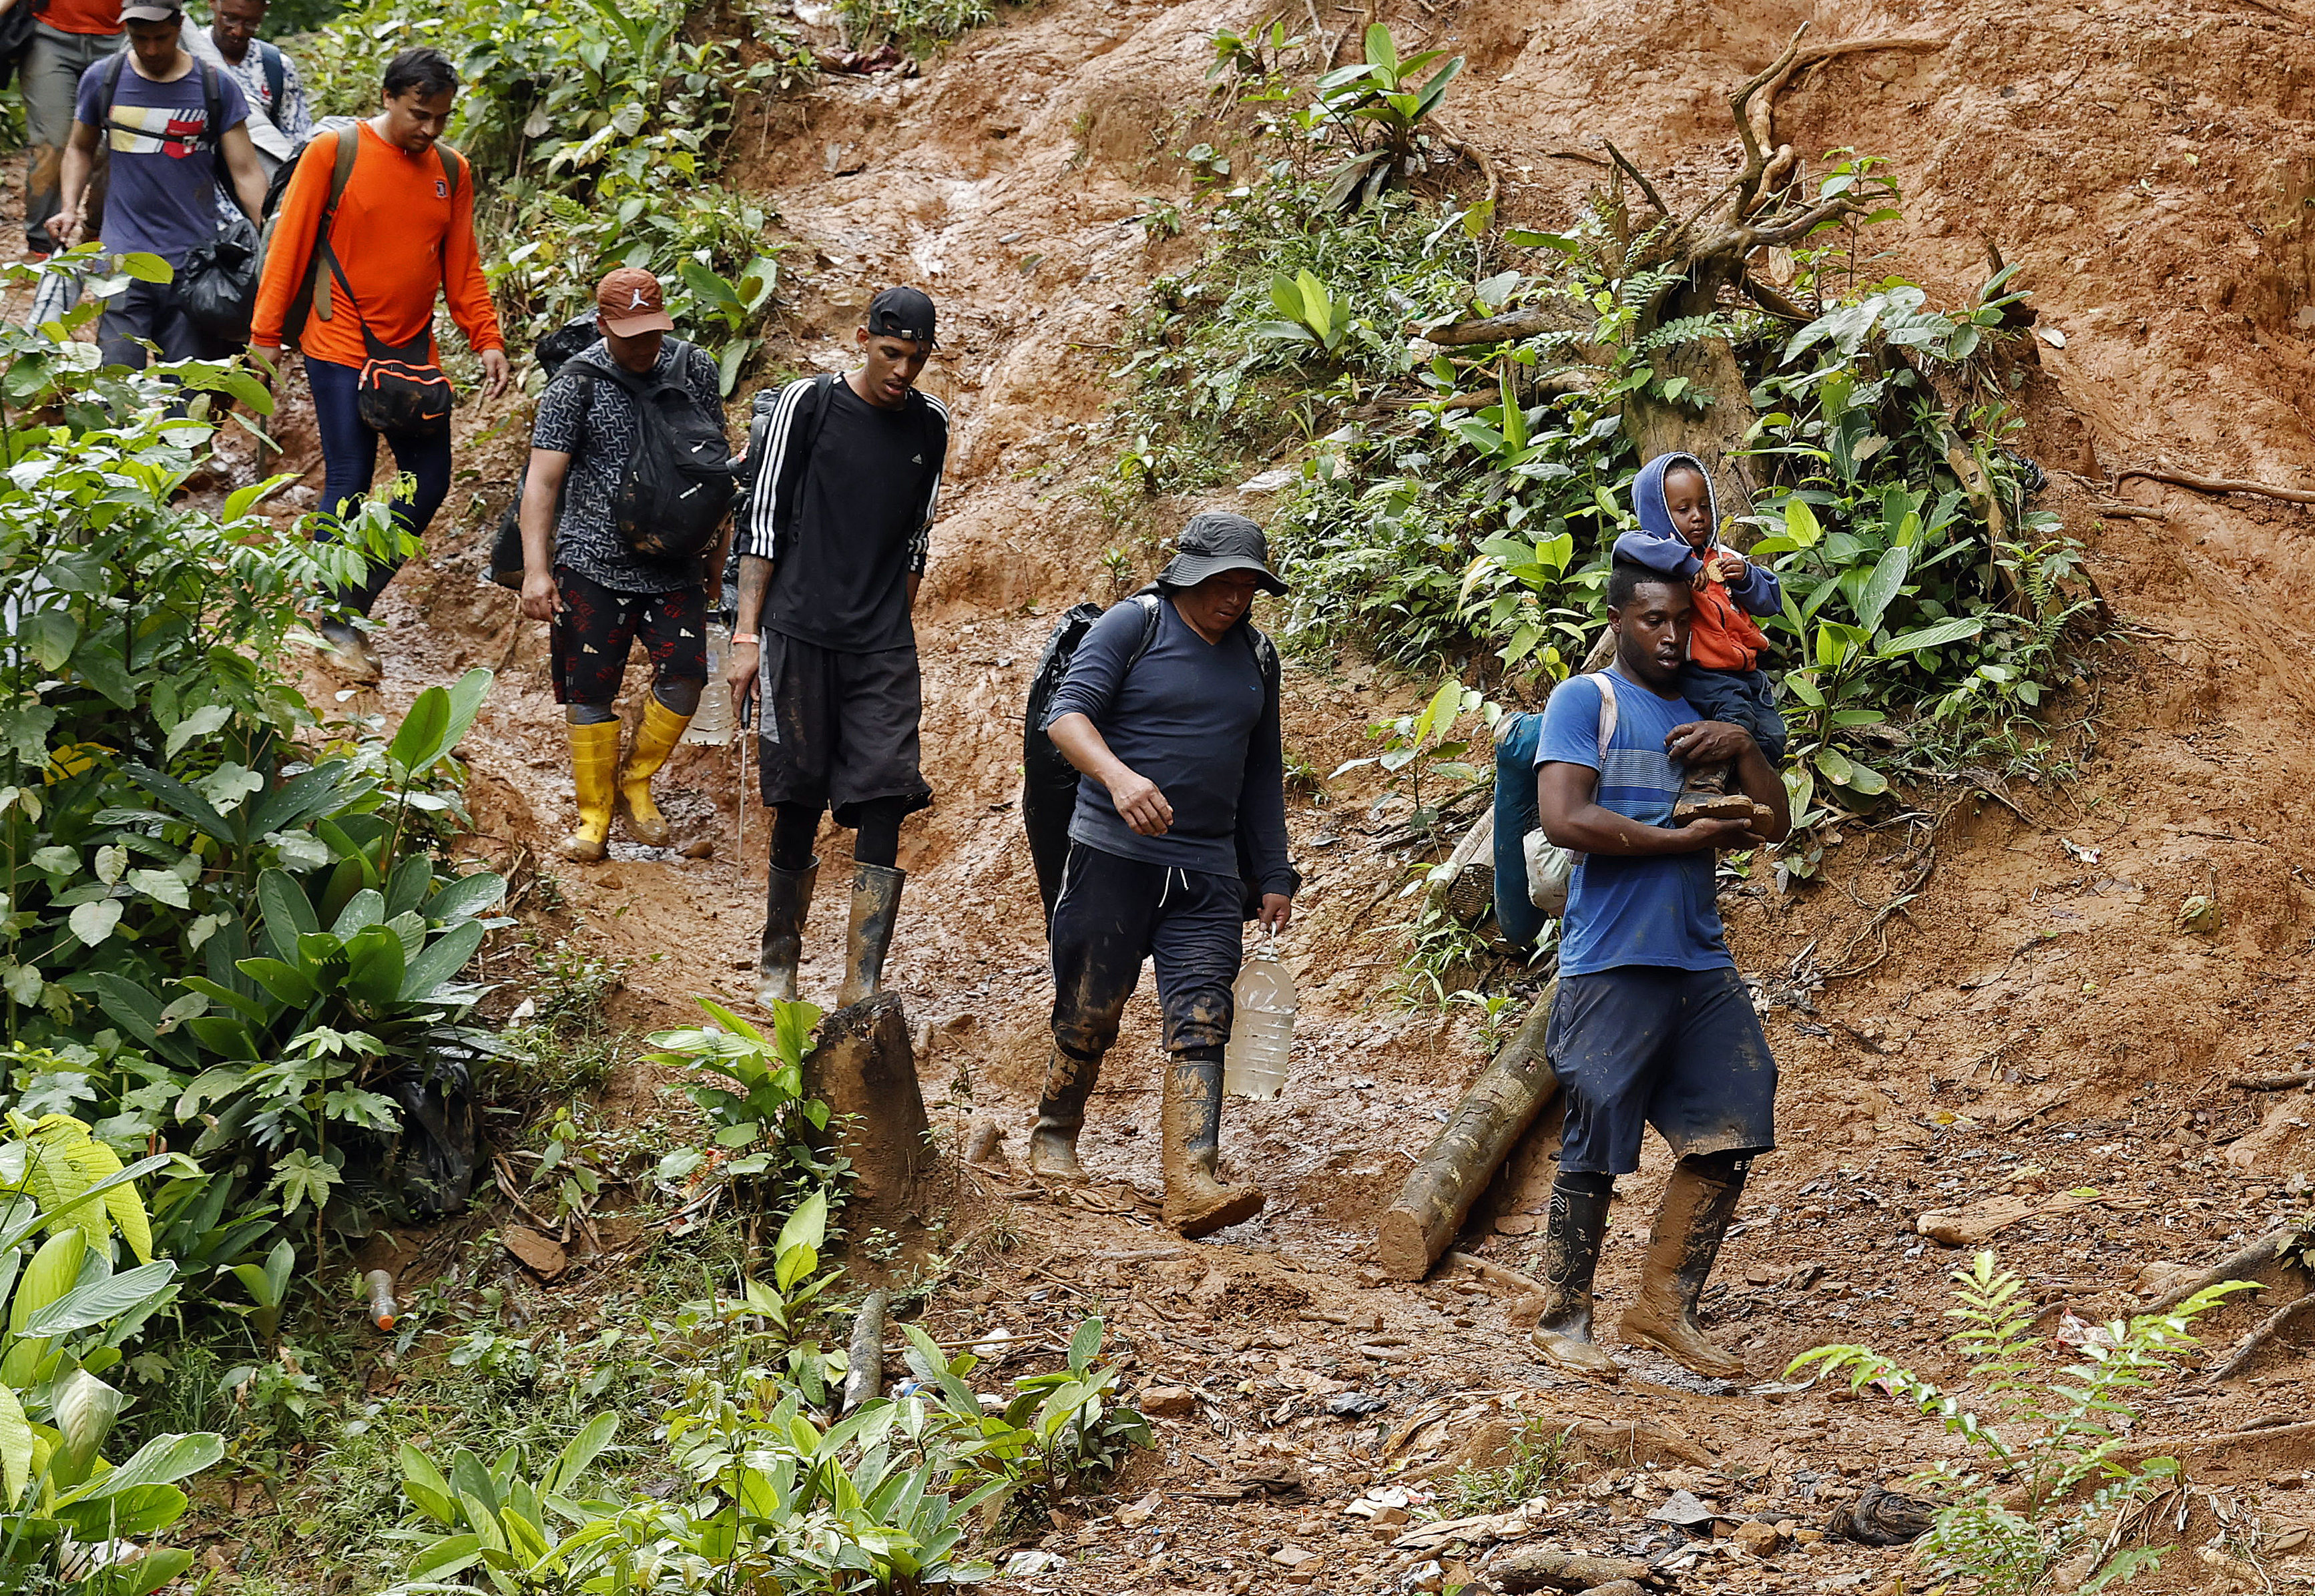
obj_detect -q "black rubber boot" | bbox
[755,857,818,1006]
[836,862,905,1007]
[1028,1045,1102,1183]
[1621,1155,1750,1378]
[1531,1177,1621,1378]
[1161,1049,1263,1239]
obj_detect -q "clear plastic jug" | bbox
[1223,931,1296,1100]
[685,622,736,746]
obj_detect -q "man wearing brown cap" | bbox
[728,285,949,1009]
[521,266,730,860]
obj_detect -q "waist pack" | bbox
[1019,588,1291,932]
[581,344,738,563]
[1491,671,1619,947]
[354,341,454,435]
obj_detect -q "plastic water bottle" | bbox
[685,622,736,746]
[1223,932,1296,1100]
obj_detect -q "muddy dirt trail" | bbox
[331,0,2315,1589]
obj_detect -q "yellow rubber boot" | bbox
[561,720,619,862]
[617,698,692,846]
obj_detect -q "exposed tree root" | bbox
[2117,465,2315,505]
[2230,1070,2315,1091]
[2139,1230,2298,1314]
[2208,1288,2315,1381]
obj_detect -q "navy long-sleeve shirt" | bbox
[1042,597,1294,894]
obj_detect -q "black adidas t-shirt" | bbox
[760,380,945,655]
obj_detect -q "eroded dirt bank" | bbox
[333,0,2315,1589]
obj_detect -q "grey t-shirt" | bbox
[1041,596,1292,891]
[531,338,725,595]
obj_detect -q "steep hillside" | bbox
[348,0,2315,1589]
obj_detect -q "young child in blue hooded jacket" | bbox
[1612,452,1788,802]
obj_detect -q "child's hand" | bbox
[1690,567,1711,591]
[1710,550,1748,584]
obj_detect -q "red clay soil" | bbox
[321,0,2315,1589]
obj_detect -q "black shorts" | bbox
[551,567,708,706]
[1048,844,1243,1057]
[1546,965,1778,1175]
[755,629,931,826]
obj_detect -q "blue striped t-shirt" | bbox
[1535,670,1732,975]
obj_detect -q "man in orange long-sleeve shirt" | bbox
[250,45,507,681]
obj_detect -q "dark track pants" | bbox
[1048,843,1242,1058]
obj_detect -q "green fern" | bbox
[1789,1250,2256,1594]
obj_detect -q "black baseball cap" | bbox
[1158,511,1288,595]
[866,286,937,348]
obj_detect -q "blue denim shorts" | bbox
[1546,965,1778,1175]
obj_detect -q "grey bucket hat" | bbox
[1158,511,1288,595]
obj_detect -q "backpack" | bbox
[579,343,739,562]
[0,0,43,94]
[1020,589,1288,931]
[485,311,603,589]
[1490,672,1620,949]
[259,113,351,224]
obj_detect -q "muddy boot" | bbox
[1027,1045,1102,1183]
[1671,760,1755,824]
[1620,1155,1750,1379]
[316,618,382,684]
[755,856,818,1006]
[561,721,620,862]
[1161,1049,1264,1239]
[1530,1175,1623,1379]
[834,862,905,1007]
[616,698,691,846]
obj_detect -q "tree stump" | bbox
[1375,981,1561,1279]
[803,993,932,1218]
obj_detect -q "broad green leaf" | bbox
[1296,269,1330,339]
[330,888,386,940]
[257,868,320,961]
[0,1382,29,1506]
[547,1412,616,1497]
[50,1368,125,1476]
[425,871,505,925]
[54,1430,221,1504]
[52,1481,189,1538]
[342,926,407,1009]
[387,686,452,776]
[21,1260,175,1337]
[400,918,484,1001]
[1782,497,1822,549]
[236,957,316,1007]
[117,252,172,283]
[1854,545,1911,634]
[67,900,122,947]
[1879,615,1985,655]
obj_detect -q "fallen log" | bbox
[1376,982,1560,1280]
[1418,303,1586,346]
[842,1288,888,1411]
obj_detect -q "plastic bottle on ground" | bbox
[685,622,736,746]
[1223,932,1296,1100]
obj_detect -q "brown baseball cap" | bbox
[597,267,675,336]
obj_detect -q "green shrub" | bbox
[1792,1251,2255,1595]
[836,0,993,55]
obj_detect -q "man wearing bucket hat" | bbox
[1031,510,1299,1238]
[730,285,950,1009]
[520,265,728,861]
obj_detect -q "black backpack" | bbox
[583,344,739,561]
[1021,588,1287,930]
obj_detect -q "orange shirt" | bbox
[40,0,121,35]
[250,122,503,368]
[1690,573,1770,672]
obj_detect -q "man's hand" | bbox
[1664,720,1758,768]
[479,348,511,400]
[1676,814,1764,851]
[1257,893,1292,932]
[1104,767,1173,836]
[44,210,79,249]
[726,635,760,722]
[519,568,559,623]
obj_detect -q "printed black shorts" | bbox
[550,566,708,706]
[1546,965,1778,1175]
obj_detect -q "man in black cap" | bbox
[1030,510,1298,1239]
[729,286,950,1009]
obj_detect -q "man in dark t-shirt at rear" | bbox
[728,285,951,1012]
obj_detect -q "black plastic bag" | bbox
[181,212,262,344]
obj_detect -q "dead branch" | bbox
[1740,274,1810,321]
[1729,23,1808,216]
[2231,1070,2315,1091]
[2116,465,2315,506]
[1436,131,1499,210]
[2208,1289,2315,1382]
[1599,139,1671,220]
[2139,1230,2296,1314]
[1446,1248,1547,1301]
[1418,303,1583,345]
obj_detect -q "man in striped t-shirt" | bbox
[728,286,950,1012]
